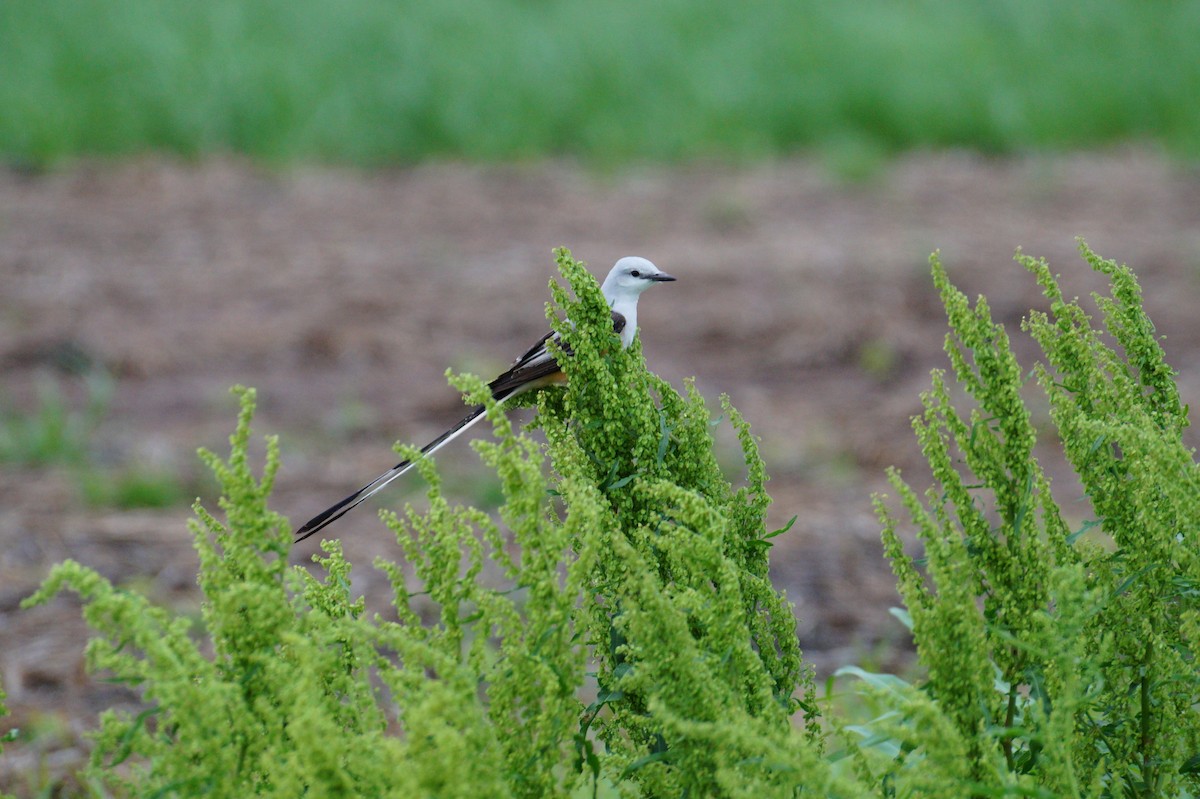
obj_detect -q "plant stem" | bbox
[1002,683,1017,772]
[1140,647,1155,798]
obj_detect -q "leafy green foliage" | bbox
[2,1,1198,166]
[23,250,837,797]
[1023,246,1200,796]
[865,242,1200,797]
[23,243,1200,796]
[541,252,825,794]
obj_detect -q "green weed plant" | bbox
[17,244,1200,796]
[22,250,838,797]
[861,241,1200,797]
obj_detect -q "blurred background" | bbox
[2,1,1200,791]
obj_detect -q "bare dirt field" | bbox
[2,150,1199,788]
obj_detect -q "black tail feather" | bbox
[293,460,410,542]
[293,404,489,542]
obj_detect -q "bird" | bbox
[294,256,676,542]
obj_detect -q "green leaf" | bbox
[834,665,912,695]
[888,606,914,631]
[765,514,798,539]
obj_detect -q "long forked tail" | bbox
[294,405,490,541]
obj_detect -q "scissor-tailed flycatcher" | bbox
[294,256,675,542]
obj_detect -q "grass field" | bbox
[3,0,1198,166]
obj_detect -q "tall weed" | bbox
[18,243,1200,796]
[863,241,1200,797]
[23,250,839,797]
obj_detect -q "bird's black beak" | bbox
[649,272,676,282]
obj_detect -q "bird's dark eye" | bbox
[630,270,641,277]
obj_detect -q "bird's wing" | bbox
[486,310,625,399]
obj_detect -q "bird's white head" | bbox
[599,256,675,348]
[600,256,676,302]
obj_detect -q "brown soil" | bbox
[2,150,1198,788]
